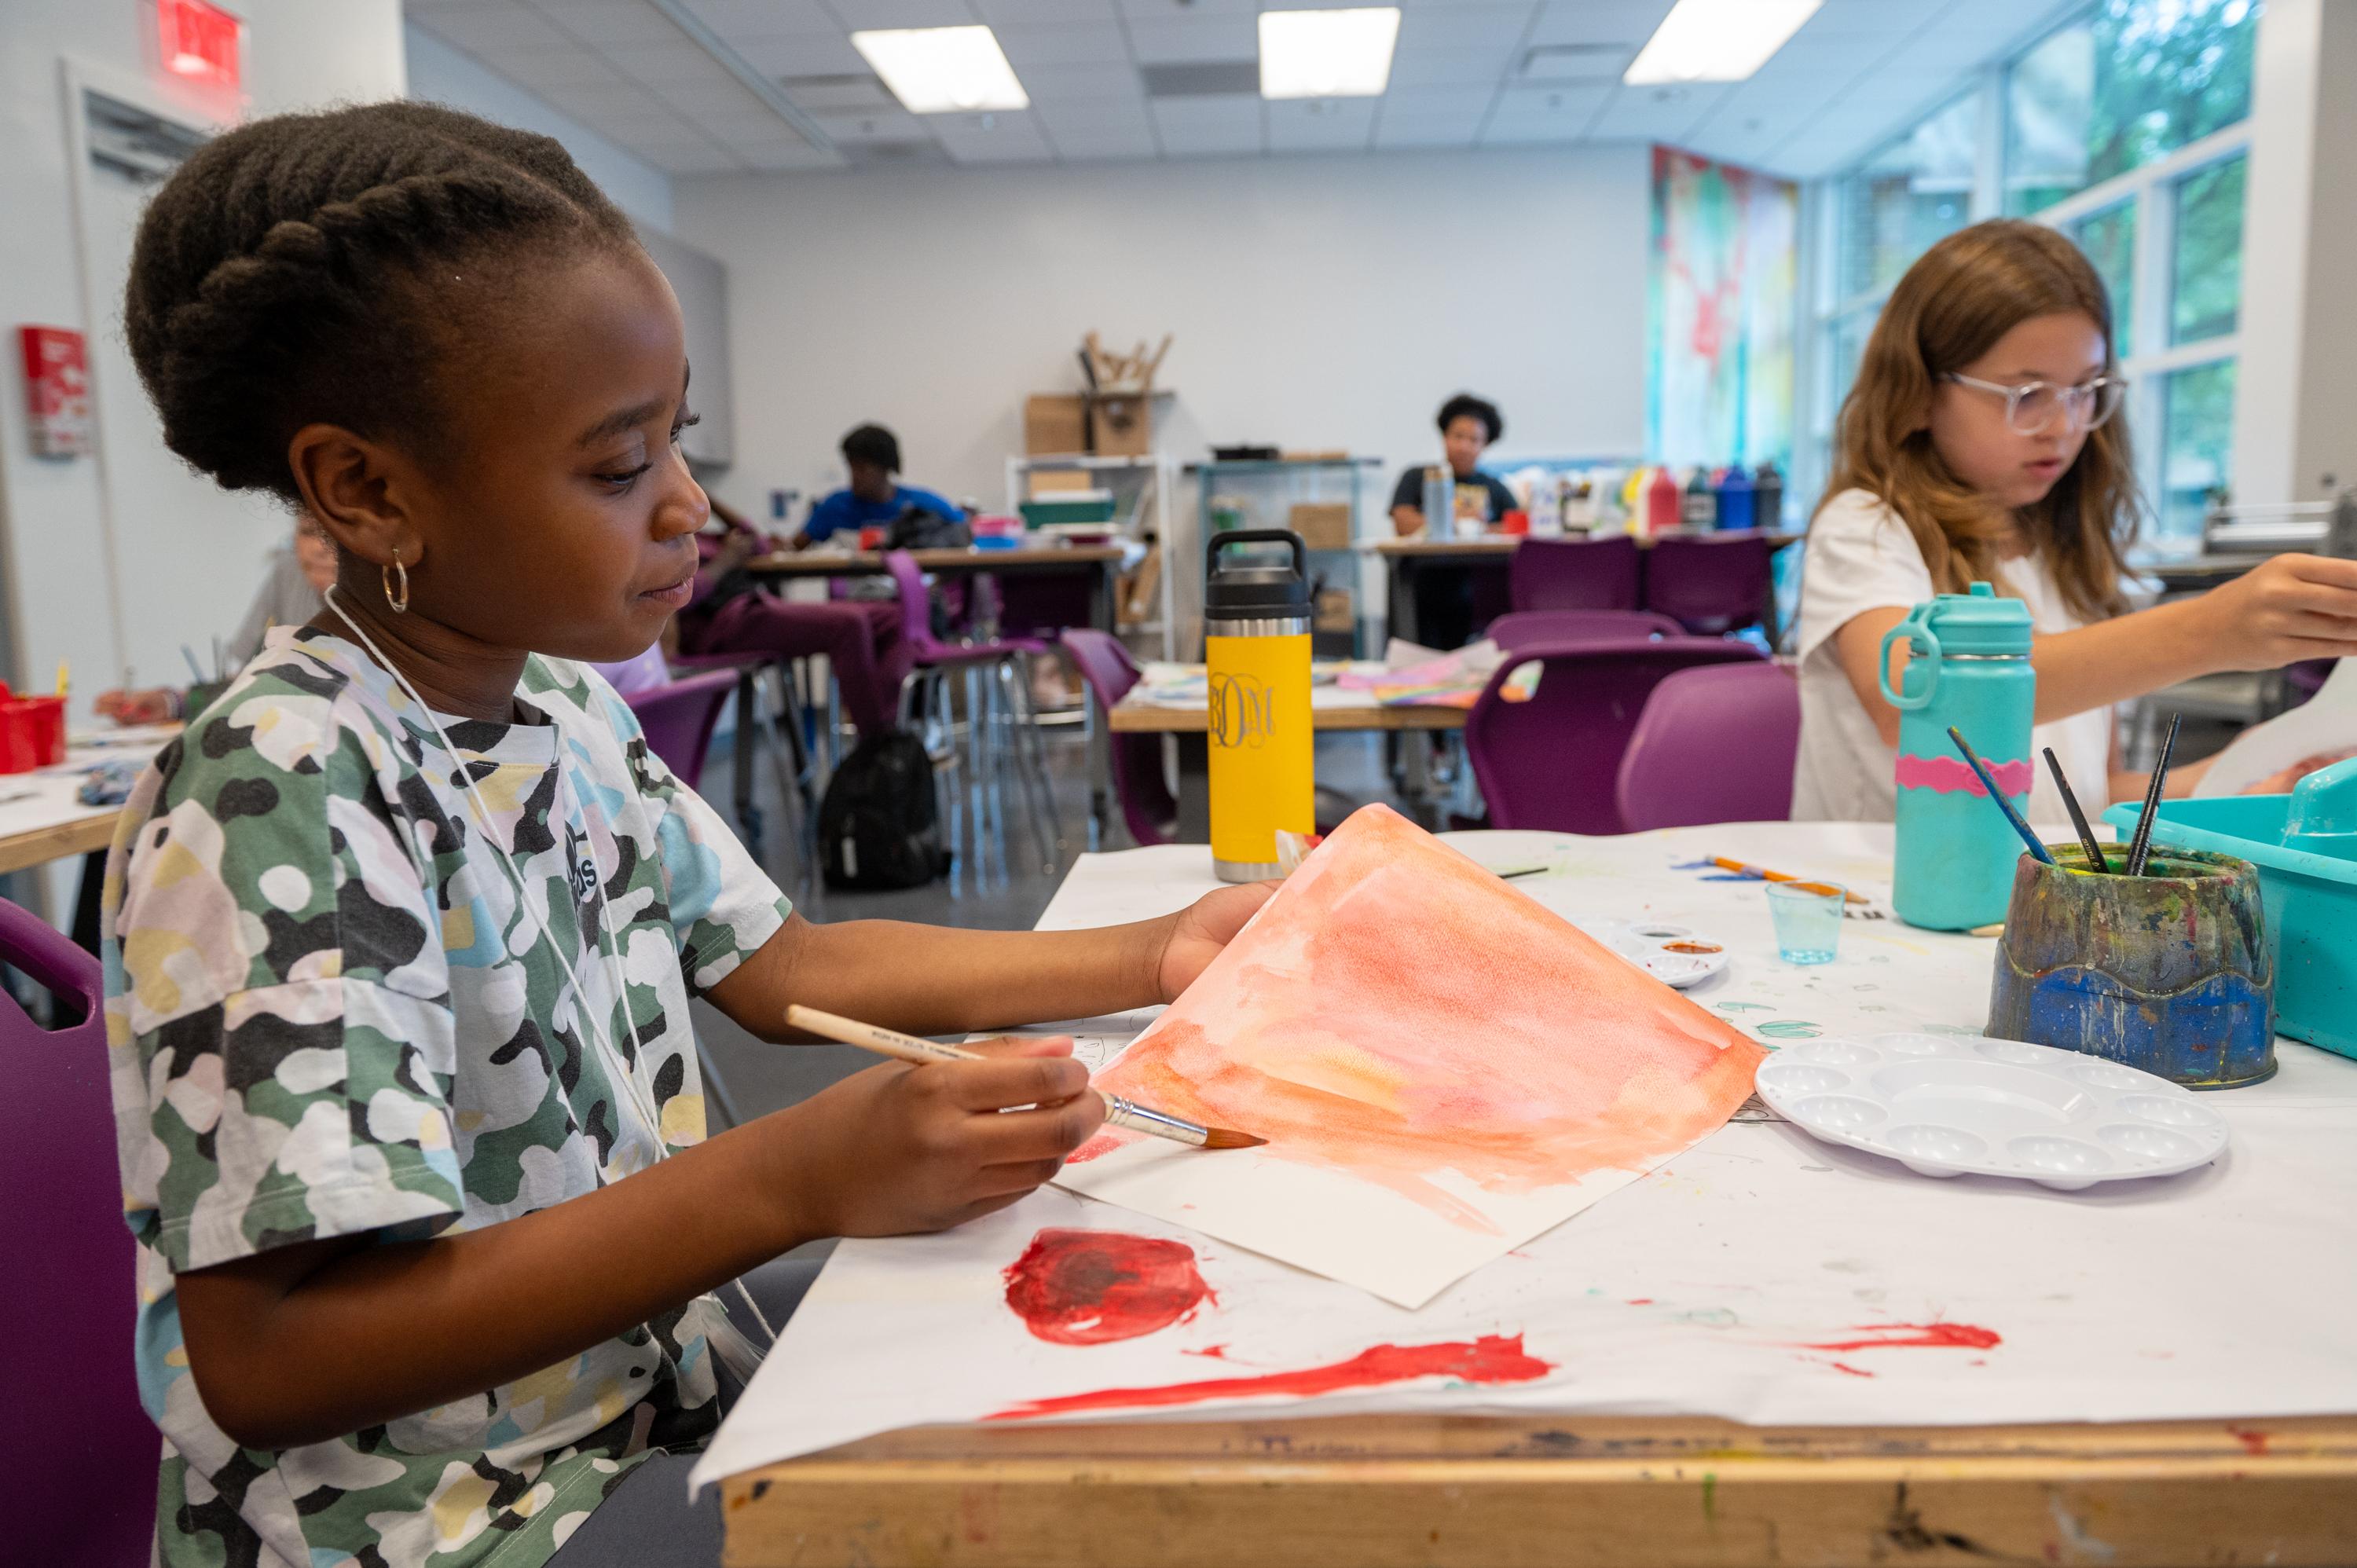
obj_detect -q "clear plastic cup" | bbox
[1766,881,1845,965]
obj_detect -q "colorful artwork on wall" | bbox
[1648,146,1799,474]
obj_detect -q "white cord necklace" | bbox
[320,588,780,1350]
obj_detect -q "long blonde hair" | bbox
[1822,219,2139,621]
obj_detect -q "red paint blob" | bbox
[1796,1321,2003,1354]
[1064,1132,1120,1166]
[2229,1427,2270,1457]
[1830,1361,1876,1379]
[1002,1228,1213,1346]
[985,1333,1552,1420]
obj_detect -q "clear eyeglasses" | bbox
[1941,372,2128,436]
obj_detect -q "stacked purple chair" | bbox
[1615,662,1801,831]
[1642,533,1773,636]
[1061,628,1178,848]
[1464,636,1767,833]
[0,897,156,1566]
[885,551,1060,873]
[1508,535,1642,613]
[622,668,744,791]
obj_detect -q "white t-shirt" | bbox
[1791,489,2112,827]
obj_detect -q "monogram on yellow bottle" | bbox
[1203,531,1314,882]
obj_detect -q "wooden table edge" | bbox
[0,808,120,874]
[1109,704,1468,733]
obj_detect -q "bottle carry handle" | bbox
[1205,528,1307,586]
[1879,604,1941,710]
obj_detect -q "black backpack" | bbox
[816,732,951,890]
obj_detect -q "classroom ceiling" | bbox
[402,0,2073,178]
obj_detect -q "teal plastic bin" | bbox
[2103,795,2357,1058]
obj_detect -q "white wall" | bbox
[0,0,408,707]
[675,147,1649,519]
[403,23,675,236]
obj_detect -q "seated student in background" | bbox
[1796,219,2357,826]
[676,496,911,742]
[94,513,335,723]
[794,423,963,548]
[1388,393,1517,650]
[106,101,1270,1568]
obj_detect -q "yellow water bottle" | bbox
[1204,529,1313,882]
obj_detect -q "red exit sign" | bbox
[157,0,241,93]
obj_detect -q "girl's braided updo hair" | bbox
[125,101,636,503]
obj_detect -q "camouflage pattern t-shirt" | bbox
[102,627,792,1568]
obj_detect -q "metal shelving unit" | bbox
[1003,452,1177,642]
[1179,456,1384,658]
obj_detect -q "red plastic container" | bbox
[1501,509,1530,537]
[858,526,888,551]
[0,686,66,774]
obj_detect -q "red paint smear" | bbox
[1065,1130,1120,1165]
[2229,1427,2270,1456]
[1796,1321,2002,1354]
[1182,1343,1233,1360]
[984,1333,1552,1421]
[1626,1298,1655,1306]
[1830,1361,1876,1379]
[1001,1229,1214,1346]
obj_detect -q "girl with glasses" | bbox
[1794,219,2357,823]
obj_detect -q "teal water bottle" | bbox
[1880,583,2037,931]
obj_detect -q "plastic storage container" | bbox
[2102,794,2357,1059]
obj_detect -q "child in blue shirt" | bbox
[796,423,962,546]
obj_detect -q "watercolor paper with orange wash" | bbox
[1054,805,1768,1307]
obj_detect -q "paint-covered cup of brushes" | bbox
[1985,844,2275,1088]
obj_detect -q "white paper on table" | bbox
[2193,658,2356,795]
[690,1041,2357,1493]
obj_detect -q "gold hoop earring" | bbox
[383,549,410,614]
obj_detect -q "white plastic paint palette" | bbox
[1753,1033,2229,1190]
[1583,921,1731,990]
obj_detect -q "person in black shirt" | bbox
[1387,393,1516,648]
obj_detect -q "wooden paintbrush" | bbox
[2044,746,2111,873]
[785,1005,1266,1151]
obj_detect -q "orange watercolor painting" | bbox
[1076,805,1766,1230]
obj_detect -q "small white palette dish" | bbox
[1752,1032,2229,1190]
[1580,921,1732,990]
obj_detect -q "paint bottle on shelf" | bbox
[1683,467,1718,529]
[1753,461,1785,531]
[1715,464,1756,531]
[1880,583,2039,930]
[1644,466,1683,535]
[1204,529,1314,883]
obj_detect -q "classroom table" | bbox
[1109,676,1468,838]
[746,543,1129,635]
[0,727,174,947]
[709,822,2357,1566]
[1367,531,1804,648]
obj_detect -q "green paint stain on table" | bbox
[1755,1020,1824,1039]
[1715,1001,1772,1013]
[1702,1471,1717,1522]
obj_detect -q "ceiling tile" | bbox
[777,73,899,110]
[1524,0,1670,48]
[1798,0,1945,36]
[644,141,747,173]
[538,75,682,122]
[489,46,631,90]
[830,0,984,28]
[533,0,688,48]
[1116,0,1256,16]
[935,112,1056,162]
[973,0,1118,23]
[1374,115,1479,149]
[1583,80,1728,142]
[1014,60,1142,101]
[1397,4,1535,55]
[417,0,580,53]
[678,0,838,34]
[1266,97,1376,153]
[811,104,932,142]
[1479,79,1609,143]
[1125,15,1258,65]
[991,20,1131,64]
[1047,123,1159,160]
[1376,83,1492,141]
[737,140,841,169]
[733,32,871,72]
[1149,92,1263,154]
[614,37,741,83]
[687,105,805,140]
[1389,46,1515,88]
[1032,97,1153,136]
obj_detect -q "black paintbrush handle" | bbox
[2126,713,2182,876]
[2044,747,2110,872]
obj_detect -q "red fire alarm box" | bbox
[19,327,93,458]
[157,0,242,95]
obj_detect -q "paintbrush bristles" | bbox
[1198,1128,1267,1150]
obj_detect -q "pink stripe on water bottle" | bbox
[1895,753,2033,797]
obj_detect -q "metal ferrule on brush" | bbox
[1101,1094,1209,1147]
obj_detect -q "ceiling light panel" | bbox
[851,25,1031,113]
[1624,0,1821,84]
[1259,8,1401,101]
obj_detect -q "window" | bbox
[2161,360,2236,544]
[2003,0,2261,215]
[2170,152,2245,343]
[2071,201,2137,358]
[1838,93,1980,299]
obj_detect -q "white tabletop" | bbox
[0,725,174,870]
[695,822,2357,1488]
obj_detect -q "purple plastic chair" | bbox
[1508,535,1642,613]
[623,668,740,789]
[1062,628,1178,848]
[885,551,1059,870]
[1464,636,1767,833]
[1490,609,1682,651]
[1642,533,1773,636]
[989,572,1094,642]
[1615,662,1800,831]
[0,898,156,1566]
